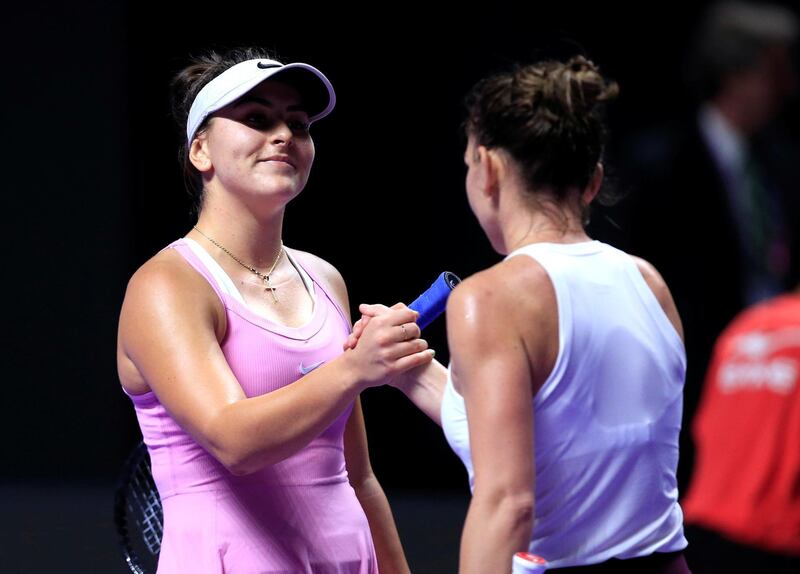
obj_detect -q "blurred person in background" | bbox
[622,0,800,491]
[681,284,800,573]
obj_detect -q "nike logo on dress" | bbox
[298,361,325,375]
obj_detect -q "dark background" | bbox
[3,1,798,571]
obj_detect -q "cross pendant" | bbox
[263,276,278,303]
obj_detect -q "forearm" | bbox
[459,493,534,574]
[352,475,410,574]
[204,354,362,474]
[394,359,447,425]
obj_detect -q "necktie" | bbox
[741,153,790,298]
[741,153,772,270]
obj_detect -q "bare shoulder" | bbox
[117,248,225,394]
[447,254,558,392]
[285,248,349,316]
[499,253,556,314]
[119,249,224,354]
[630,255,684,340]
[447,255,554,341]
[630,256,668,302]
[124,249,214,312]
[126,248,193,291]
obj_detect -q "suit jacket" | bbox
[617,116,800,490]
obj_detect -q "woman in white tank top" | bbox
[350,56,692,573]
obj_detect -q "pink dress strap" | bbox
[287,248,352,333]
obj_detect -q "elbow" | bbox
[221,453,256,477]
[207,440,256,476]
[213,432,270,476]
[202,412,261,476]
[501,492,535,533]
[475,487,535,535]
[198,405,306,476]
[349,472,381,499]
[213,434,296,476]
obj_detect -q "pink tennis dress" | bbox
[125,238,378,573]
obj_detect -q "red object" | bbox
[683,294,800,556]
[514,552,547,565]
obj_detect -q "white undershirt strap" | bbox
[183,237,316,313]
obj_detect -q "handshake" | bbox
[339,272,459,391]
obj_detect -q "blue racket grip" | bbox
[408,271,461,330]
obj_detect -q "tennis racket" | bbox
[408,271,461,330]
[113,441,162,574]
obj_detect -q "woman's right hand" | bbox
[343,303,379,351]
[342,303,433,389]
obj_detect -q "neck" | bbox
[502,220,591,254]
[497,188,591,254]
[191,191,285,269]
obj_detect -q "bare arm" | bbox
[391,359,448,426]
[117,253,432,475]
[447,269,542,574]
[348,305,448,425]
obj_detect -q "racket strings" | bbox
[115,442,161,573]
[126,450,163,555]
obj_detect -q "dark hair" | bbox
[688,1,798,102]
[463,55,619,224]
[170,47,281,215]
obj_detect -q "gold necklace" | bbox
[192,226,284,303]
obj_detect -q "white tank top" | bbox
[441,240,688,568]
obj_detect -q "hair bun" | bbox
[549,55,619,116]
[464,54,620,214]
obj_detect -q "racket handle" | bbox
[408,271,461,330]
[512,552,548,573]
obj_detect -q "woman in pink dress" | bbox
[116,47,433,573]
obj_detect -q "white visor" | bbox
[186,58,336,144]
